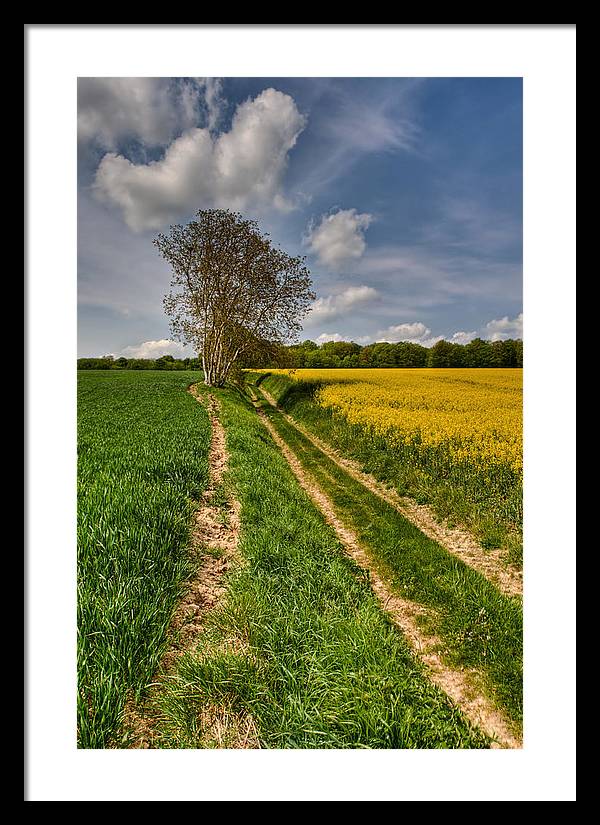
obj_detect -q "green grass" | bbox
[254,372,522,565]
[77,370,210,748]
[152,384,489,749]
[252,385,523,726]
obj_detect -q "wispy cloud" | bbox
[195,77,225,132]
[353,244,522,312]
[296,79,422,193]
[323,87,418,155]
[418,196,522,258]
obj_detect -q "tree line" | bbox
[77,337,522,372]
[77,354,202,371]
[284,337,523,368]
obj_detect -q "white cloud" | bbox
[305,208,373,269]
[450,330,478,345]
[301,80,421,195]
[377,321,428,341]
[314,321,442,348]
[372,322,443,347]
[316,333,351,344]
[325,97,417,154]
[307,317,523,350]
[115,339,192,359]
[306,285,378,325]
[483,312,523,341]
[78,77,205,148]
[94,87,307,231]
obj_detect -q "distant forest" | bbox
[78,337,523,371]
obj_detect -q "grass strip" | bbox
[154,384,489,749]
[253,387,523,726]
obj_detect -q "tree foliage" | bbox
[154,209,315,386]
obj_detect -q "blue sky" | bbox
[77,76,522,358]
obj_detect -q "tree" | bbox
[464,338,493,367]
[300,339,319,350]
[155,209,315,386]
[491,338,521,367]
[428,340,465,367]
[370,342,397,368]
[393,342,428,367]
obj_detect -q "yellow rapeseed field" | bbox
[272,368,522,476]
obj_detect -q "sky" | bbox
[77,76,522,358]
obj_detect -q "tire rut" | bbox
[120,386,258,749]
[249,388,521,750]
[258,385,522,600]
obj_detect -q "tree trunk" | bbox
[203,355,227,387]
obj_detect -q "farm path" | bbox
[258,384,522,600]
[123,386,258,749]
[249,386,521,749]
[164,387,241,669]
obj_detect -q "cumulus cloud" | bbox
[483,312,523,341]
[450,330,478,345]
[312,321,442,348]
[305,285,378,325]
[93,88,306,231]
[373,322,443,347]
[78,77,207,148]
[308,316,523,349]
[115,339,191,359]
[376,321,428,342]
[305,208,373,269]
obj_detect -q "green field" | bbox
[77,370,210,748]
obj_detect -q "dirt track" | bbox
[258,385,522,600]
[122,387,257,749]
[250,387,522,749]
